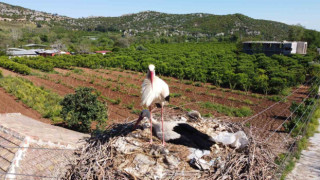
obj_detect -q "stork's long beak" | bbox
[133,115,144,130]
[150,71,154,89]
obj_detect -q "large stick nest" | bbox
[62,115,277,180]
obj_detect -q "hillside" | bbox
[0,2,70,22]
[1,2,320,52]
[68,11,290,40]
[0,2,289,40]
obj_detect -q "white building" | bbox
[243,41,308,56]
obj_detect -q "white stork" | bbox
[133,110,215,150]
[140,64,170,146]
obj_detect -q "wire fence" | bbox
[274,95,320,178]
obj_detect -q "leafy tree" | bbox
[210,71,223,87]
[288,24,304,41]
[223,70,237,90]
[253,69,269,95]
[60,87,107,132]
[269,77,287,94]
[237,73,251,93]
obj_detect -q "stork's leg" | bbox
[149,106,153,144]
[161,105,166,146]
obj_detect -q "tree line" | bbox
[2,42,318,94]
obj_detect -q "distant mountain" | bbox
[0,2,70,22]
[0,2,296,40]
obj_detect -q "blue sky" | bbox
[1,0,320,30]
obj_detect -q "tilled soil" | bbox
[0,67,310,144]
[0,88,51,124]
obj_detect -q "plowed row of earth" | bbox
[0,67,310,146]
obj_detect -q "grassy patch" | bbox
[125,102,135,110]
[171,93,182,98]
[72,68,84,74]
[0,76,62,122]
[200,101,252,117]
[184,80,193,85]
[194,82,203,87]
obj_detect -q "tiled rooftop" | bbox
[0,131,22,175]
[0,113,89,179]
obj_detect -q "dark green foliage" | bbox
[0,69,2,78]
[2,42,315,95]
[12,57,54,72]
[60,87,107,132]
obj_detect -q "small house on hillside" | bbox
[243,41,307,56]
[95,50,112,55]
[37,49,60,57]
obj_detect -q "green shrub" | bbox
[12,58,54,72]
[280,87,292,96]
[0,70,2,78]
[0,58,31,75]
[60,87,107,132]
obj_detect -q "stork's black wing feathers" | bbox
[168,123,215,150]
[174,123,211,139]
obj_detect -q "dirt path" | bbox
[286,118,320,179]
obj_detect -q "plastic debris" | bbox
[213,131,249,149]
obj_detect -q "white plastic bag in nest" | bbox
[213,131,248,149]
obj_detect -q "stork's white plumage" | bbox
[140,64,170,146]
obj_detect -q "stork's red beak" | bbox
[150,71,154,89]
[133,115,143,129]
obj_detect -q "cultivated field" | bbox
[0,66,309,135]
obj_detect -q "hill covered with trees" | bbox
[0,2,320,54]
